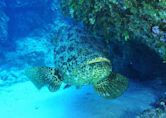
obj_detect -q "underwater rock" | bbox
[5,36,54,67]
[109,39,166,81]
[0,67,27,87]
[0,21,59,86]
[152,97,166,109]
[0,0,63,86]
[137,108,166,118]
[137,96,166,118]
[60,0,166,62]
[1,34,54,87]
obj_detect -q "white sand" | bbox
[0,80,156,118]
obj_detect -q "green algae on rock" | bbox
[60,0,166,62]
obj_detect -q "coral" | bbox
[60,0,166,62]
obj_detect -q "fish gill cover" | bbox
[0,0,166,118]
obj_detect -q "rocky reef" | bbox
[137,96,166,118]
[0,0,58,87]
[60,0,166,62]
[0,67,27,87]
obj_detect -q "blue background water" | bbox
[0,0,166,118]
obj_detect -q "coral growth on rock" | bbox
[60,0,166,62]
[137,96,166,118]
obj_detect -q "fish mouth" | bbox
[86,57,111,65]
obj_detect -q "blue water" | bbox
[0,1,166,118]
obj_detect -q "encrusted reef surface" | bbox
[137,96,166,118]
[61,0,166,62]
[0,0,59,87]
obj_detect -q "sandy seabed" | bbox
[0,80,156,118]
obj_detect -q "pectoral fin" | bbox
[94,72,128,99]
[25,67,62,92]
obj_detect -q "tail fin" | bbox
[94,72,128,99]
[25,67,62,91]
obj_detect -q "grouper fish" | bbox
[25,23,128,99]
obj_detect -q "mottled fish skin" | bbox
[53,24,111,87]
